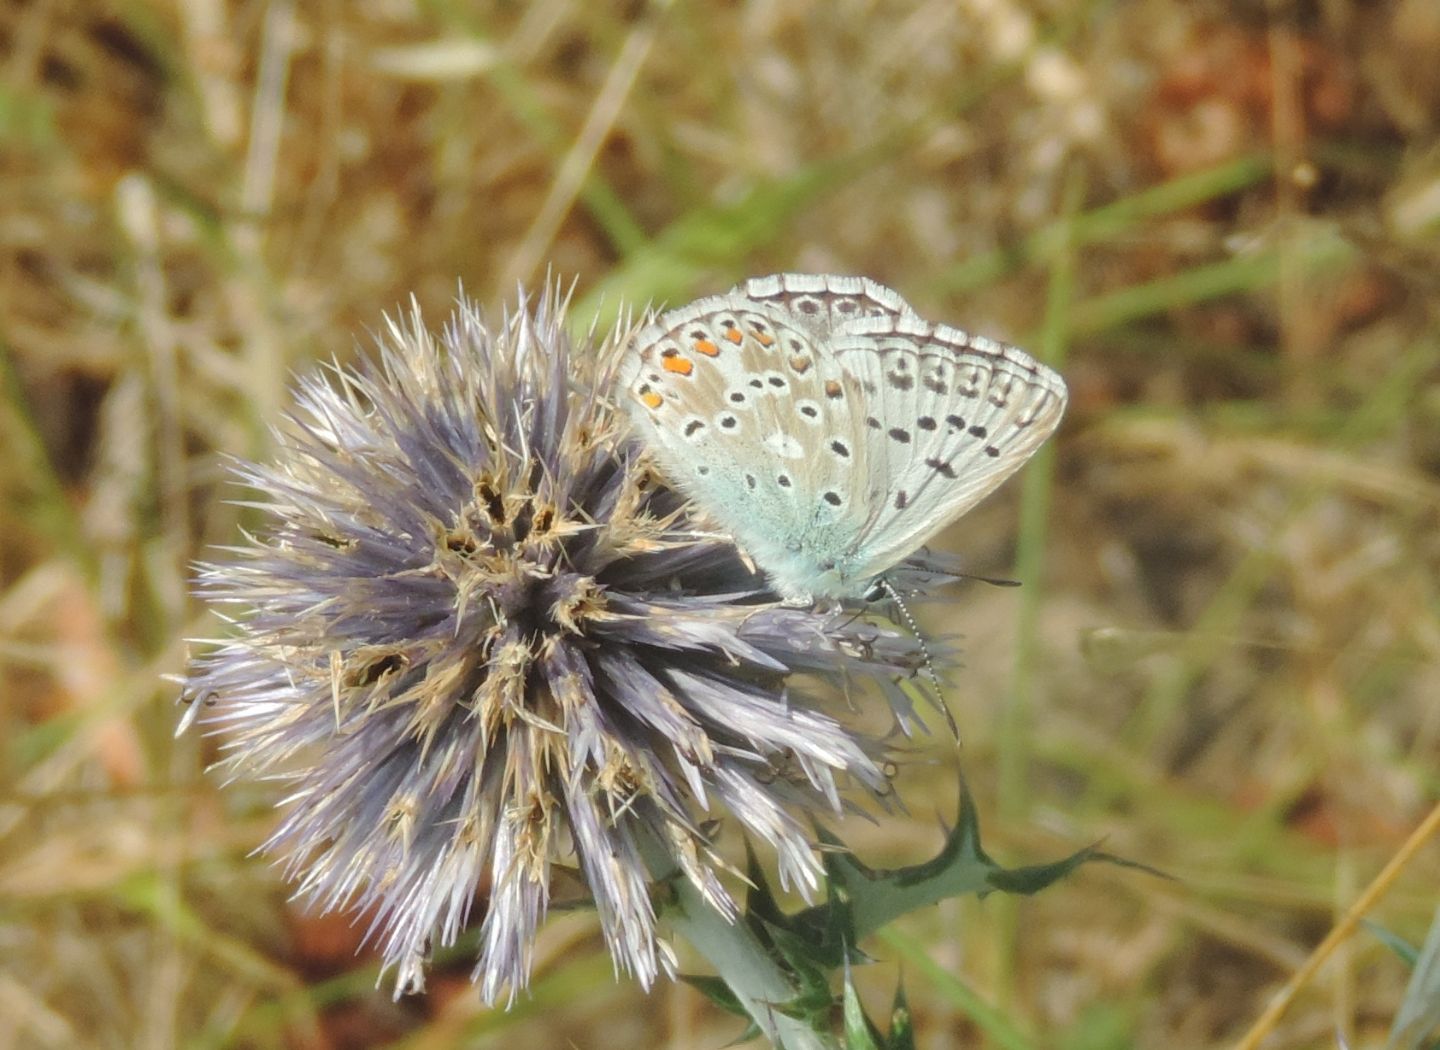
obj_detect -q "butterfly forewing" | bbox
[622,293,879,597]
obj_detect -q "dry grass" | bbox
[2,1,1439,1047]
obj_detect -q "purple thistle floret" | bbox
[182,286,936,1004]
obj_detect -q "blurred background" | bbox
[3,0,1439,1047]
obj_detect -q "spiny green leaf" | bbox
[837,968,917,1050]
[680,973,750,1019]
[884,983,916,1050]
[741,839,857,1002]
[764,921,832,982]
[788,776,1161,957]
[672,979,766,1050]
[841,964,883,1050]
[721,780,1156,1043]
[840,962,881,1042]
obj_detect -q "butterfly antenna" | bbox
[877,578,956,736]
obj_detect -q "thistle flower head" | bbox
[183,286,937,1003]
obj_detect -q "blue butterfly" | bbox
[620,274,1067,603]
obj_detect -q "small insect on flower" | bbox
[181,284,940,1004]
[619,273,1066,604]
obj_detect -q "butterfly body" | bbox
[620,274,1067,603]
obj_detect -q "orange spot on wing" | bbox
[640,391,664,410]
[694,339,720,357]
[722,327,743,344]
[789,356,811,374]
[662,356,694,375]
[753,329,776,346]
[824,380,843,399]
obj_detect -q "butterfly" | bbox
[618,273,1067,603]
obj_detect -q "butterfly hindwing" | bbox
[731,273,919,340]
[831,315,1067,576]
